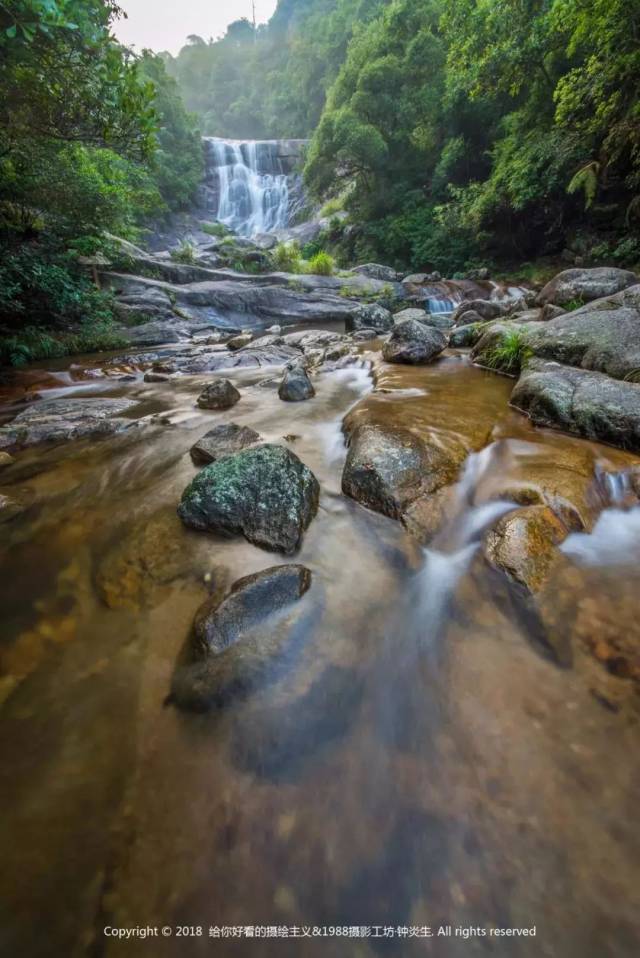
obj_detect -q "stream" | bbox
[1,325,639,957]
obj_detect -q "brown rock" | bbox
[483,504,569,594]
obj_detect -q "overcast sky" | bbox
[114,0,278,54]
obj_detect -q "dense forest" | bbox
[167,0,640,272]
[1,0,639,363]
[0,0,203,364]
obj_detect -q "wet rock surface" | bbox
[483,504,569,594]
[278,364,316,402]
[342,423,459,519]
[193,564,312,656]
[0,397,141,449]
[382,319,448,365]
[177,444,320,553]
[190,423,261,465]
[196,379,241,409]
[511,359,640,452]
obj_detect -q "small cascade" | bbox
[203,137,306,237]
[561,465,640,567]
[412,444,515,634]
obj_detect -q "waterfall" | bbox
[203,137,305,238]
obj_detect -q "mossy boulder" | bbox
[177,444,320,553]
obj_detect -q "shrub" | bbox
[271,241,302,273]
[170,239,197,264]
[201,222,231,238]
[306,251,335,275]
[483,328,533,374]
[0,320,126,368]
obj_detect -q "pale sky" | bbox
[114,0,278,54]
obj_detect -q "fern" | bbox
[567,161,600,209]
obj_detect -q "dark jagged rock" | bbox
[196,379,241,409]
[511,359,640,452]
[382,319,447,364]
[190,423,261,465]
[536,267,639,307]
[178,444,320,553]
[193,564,312,655]
[345,303,393,333]
[0,397,140,450]
[342,424,459,519]
[278,365,315,402]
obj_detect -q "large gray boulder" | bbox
[177,444,320,553]
[345,303,393,333]
[341,424,458,520]
[525,285,640,380]
[278,365,315,401]
[393,307,428,325]
[350,263,398,283]
[170,564,312,712]
[0,397,140,450]
[190,423,261,465]
[382,319,447,364]
[536,267,639,307]
[511,359,640,452]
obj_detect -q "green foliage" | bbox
[306,251,335,275]
[0,319,126,367]
[170,239,197,264]
[271,241,303,273]
[483,328,533,375]
[201,222,230,238]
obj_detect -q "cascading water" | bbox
[203,137,305,237]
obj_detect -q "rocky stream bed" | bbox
[1,246,640,957]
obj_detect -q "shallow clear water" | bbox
[0,338,639,957]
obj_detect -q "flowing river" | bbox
[1,327,639,957]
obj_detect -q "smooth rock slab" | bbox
[190,423,261,465]
[0,397,139,450]
[178,444,320,553]
[193,564,312,655]
[511,360,640,452]
[278,365,315,402]
[382,319,447,365]
[196,379,240,409]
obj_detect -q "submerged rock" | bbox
[193,564,312,656]
[0,494,26,523]
[0,452,14,468]
[342,424,458,520]
[196,379,240,409]
[536,267,639,307]
[382,319,447,364]
[278,365,316,402]
[190,423,261,465]
[510,359,640,452]
[483,504,569,594]
[0,397,140,450]
[345,303,393,333]
[170,565,313,711]
[177,444,320,553]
